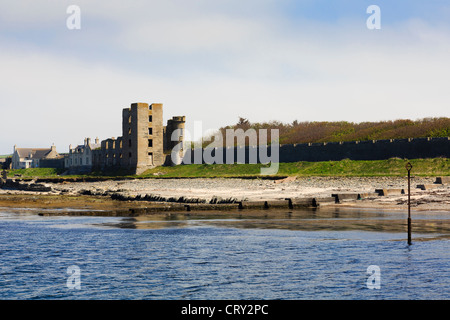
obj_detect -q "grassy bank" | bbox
[4,158,449,179]
[6,168,65,178]
[141,158,449,178]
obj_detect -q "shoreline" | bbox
[0,176,449,216]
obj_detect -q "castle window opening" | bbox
[78,102,186,173]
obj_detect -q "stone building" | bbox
[92,102,185,174]
[65,138,101,173]
[11,144,61,169]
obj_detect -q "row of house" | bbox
[9,139,100,171]
[11,144,63,169]
[9,102,186,174]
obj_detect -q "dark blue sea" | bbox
[0,207,449,300]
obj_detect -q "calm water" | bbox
[0,208,449,300]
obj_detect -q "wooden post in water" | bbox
[405,162,413,245]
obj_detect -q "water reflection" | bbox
[1,206,449,299]
[100,217,190,230]
[91,207,450,239]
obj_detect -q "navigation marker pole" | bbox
[405,162,413,246]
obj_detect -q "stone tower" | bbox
[164,116,186,152]
[122,102,164,174]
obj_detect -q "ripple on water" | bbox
[0,210,449,299]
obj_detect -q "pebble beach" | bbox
[1,176,448,212]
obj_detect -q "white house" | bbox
[65,138,100,173]
[12,145,60,169]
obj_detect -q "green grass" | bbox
[7,168,65,178]
[6,167,134,179]
[140,158,449,178]
[5,158,449,179]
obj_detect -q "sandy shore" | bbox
[0,176,449,213]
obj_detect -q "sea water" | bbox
[0,208,449,300]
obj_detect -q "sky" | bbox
[0,0,449,154]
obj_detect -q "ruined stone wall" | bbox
[91,137,122,171]
[121,107,132,168]
[147,103,164,169]
[118,102,165,174]
[103,137,122,167]
[91,148,103,170]
[38,158,65,169]
[277,137,450,162]
[90,102,183,173]
[182,137,450,164]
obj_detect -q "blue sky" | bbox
[0,0,449,154]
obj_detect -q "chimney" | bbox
[86,138,91,146]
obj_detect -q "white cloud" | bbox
[1,1,449,154]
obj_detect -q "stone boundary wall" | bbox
[39,158,65,169]
[182,137,450,164]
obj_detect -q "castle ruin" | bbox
[91,102,185,175]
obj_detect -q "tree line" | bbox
[208,117,450,146]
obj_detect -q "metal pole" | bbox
[406,162,412,246]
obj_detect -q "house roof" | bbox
[70,141,101,153]
[15,148,59,160]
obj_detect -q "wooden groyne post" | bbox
[405,162,412,245]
